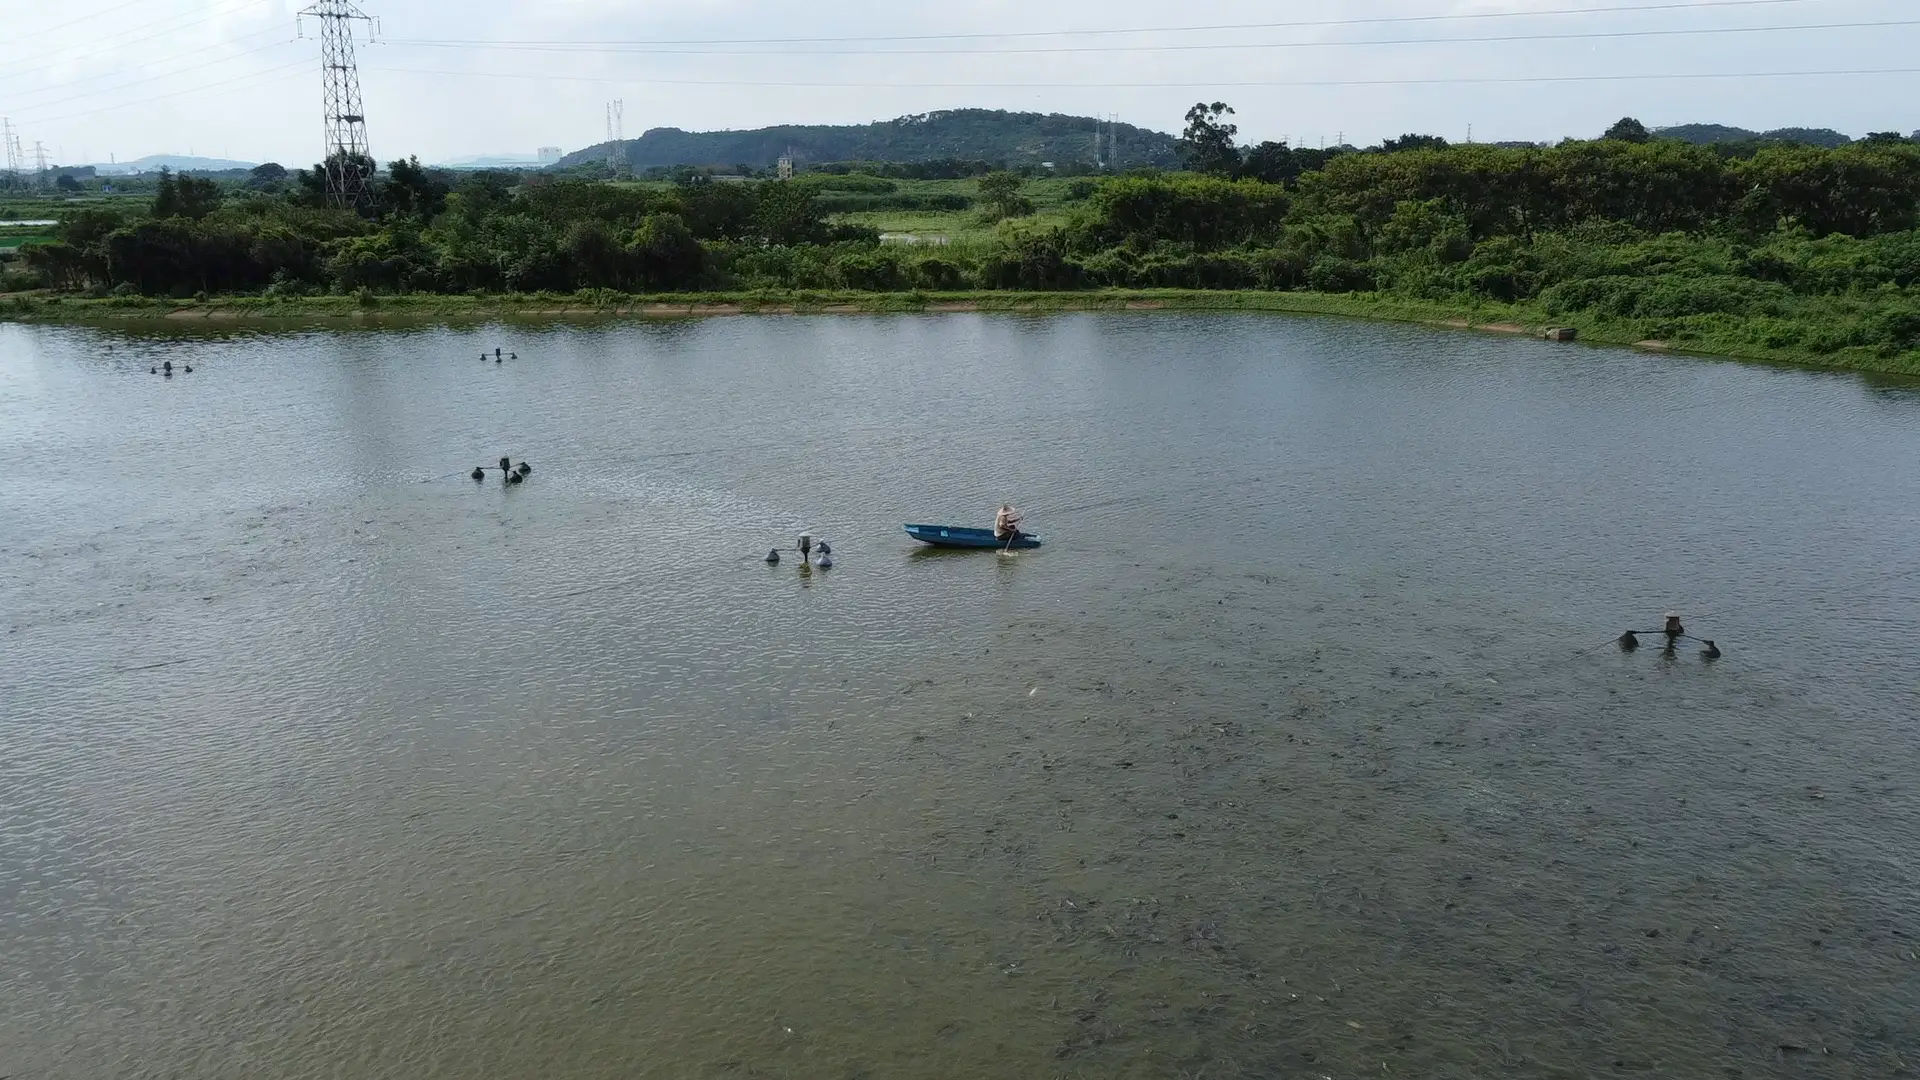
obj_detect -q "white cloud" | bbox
[0,0,1912,164]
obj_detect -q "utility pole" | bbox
[298,0,376,210]
[33,141,50,188]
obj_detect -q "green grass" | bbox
[596,174,1089,241]
[0,194,145,221]
[827,175,1088,246]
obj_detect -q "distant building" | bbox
[537,146,564,164]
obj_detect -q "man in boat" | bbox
[994,504,1024,544]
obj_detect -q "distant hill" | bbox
[89,154,258,175]
[1655,124,1854,148]
[437,154,553,170]
[558,109,1180,171]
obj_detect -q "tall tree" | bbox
[753,180,828,246]
[977,171,1034,219]
[150,167,221,220]
[1603,117,1652,144]
[381,156,450,221]
[1240,142,1301,186]
[1179,102,1240,177]
[248,163,289,190]
[152,167,180,217]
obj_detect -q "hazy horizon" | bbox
[3,0,1916,168]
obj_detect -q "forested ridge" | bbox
[5,112,1919,372]
[559,109,1179,171]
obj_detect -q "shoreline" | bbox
[3,289,1914,378]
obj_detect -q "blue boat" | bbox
[904,524,1042,550]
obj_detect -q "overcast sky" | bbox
[1,0,1915,166]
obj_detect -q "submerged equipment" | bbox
[1619,613,1722,659]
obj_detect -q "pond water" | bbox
[3,314,1918,1079]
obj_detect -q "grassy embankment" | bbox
[6,287,1914,376]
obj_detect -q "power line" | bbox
[0,0,274,86]
[375,0,1845,48]
[0,0,157,49]
[362,64,1920,91]
[3,33,295,115]
[4,24,288,104]
[382,19,1920,57]
[7,59,313,130]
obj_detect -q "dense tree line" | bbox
[8,119,1919,361]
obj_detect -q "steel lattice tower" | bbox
[299,0,375,210]
[1,119,22,190]
[606,99,624,177]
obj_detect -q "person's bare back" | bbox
[994,504,1022,540]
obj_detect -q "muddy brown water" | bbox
[3,314,1918,1079]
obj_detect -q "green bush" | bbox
[1074,175,1292,252]
[1306,256,1376,293]
[1,264,44,291]
[1540,274,1795,319]
[829,248,909,291]
[793,174,899,194]
[908,255,969,290]
[812,192,972,213]
[979,228,1083,290]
